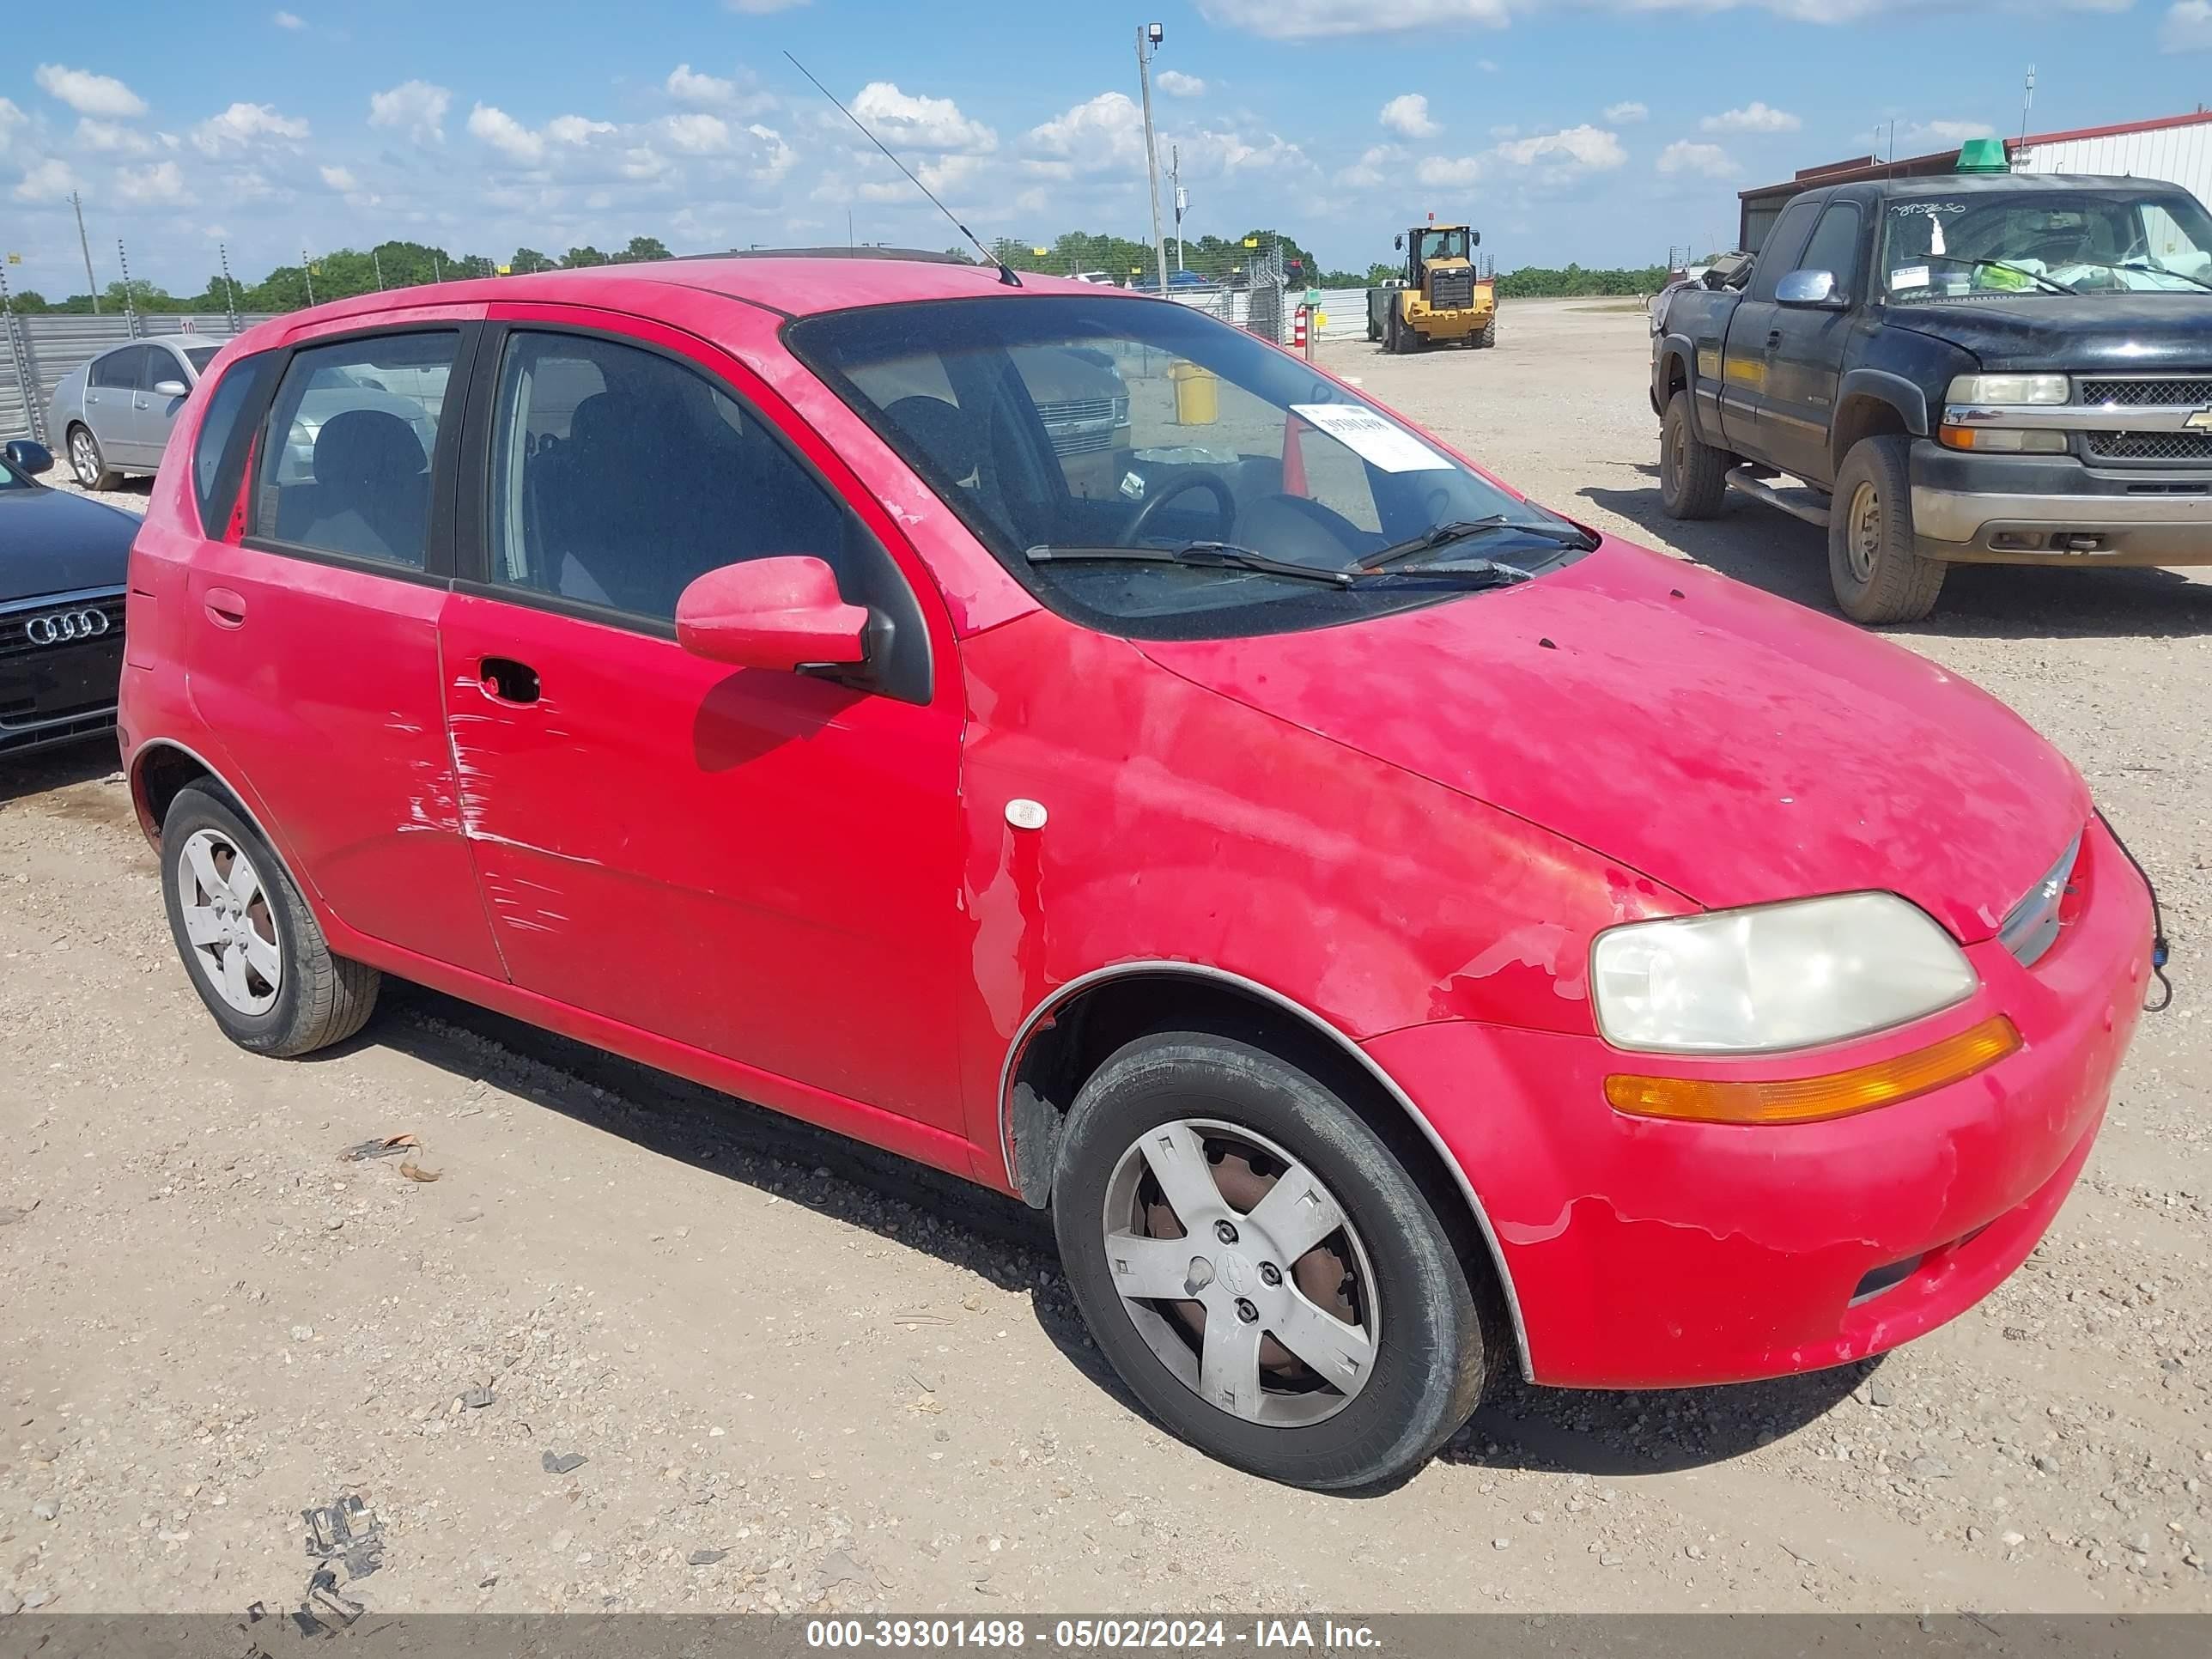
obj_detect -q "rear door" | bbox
[1763,201,1866,486]
[434,307,968,1132]
[1718,197,1822,458]
[179,313,507,980]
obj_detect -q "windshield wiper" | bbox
[1027,540,1362,586]
[1025,539,1543,591]
[1356,514,1595,572]
[1917,253,2074,295]
[2108,260,2212,293]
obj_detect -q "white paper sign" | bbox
[1291,403,1454,472]
[1889,264,1930,290]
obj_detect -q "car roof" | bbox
[1826,172,2197,203]
[103,333,220,353]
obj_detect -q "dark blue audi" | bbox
[1,438,138,757]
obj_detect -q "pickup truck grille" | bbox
[2084,430,2212,463]
[2081,376,2212,407]
[1428,270,1475,311]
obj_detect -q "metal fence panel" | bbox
[0,313,277,444]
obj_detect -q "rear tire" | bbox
[1053,1030,1496,1491]
[68,423,120,491]
[160,784,380,1057]
[1384,305,1405,355]
[1658,391,1729,519]
[1475,317,1497,349]
[1828,434,1947,624]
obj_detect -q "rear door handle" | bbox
[479,657,541,706]
[1766,330,1783,348]
[204,587,246,629]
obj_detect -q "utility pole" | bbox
[218,242,240,333]
[71,191,100,313]
[1136,23,1169,294]
[372,247,385,290]
[116,239,138,337]
[2021,64,2036,152]
[302,249,314,307]
[1170,145,1187,273]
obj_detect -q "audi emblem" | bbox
[23,608,112,646]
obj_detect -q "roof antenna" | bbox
[784,52,1020,286]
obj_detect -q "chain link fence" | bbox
[1,312,276,447]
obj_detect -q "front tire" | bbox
[1658,391,1729,519]
[1474,316,1497,349]
[1053,1030,1494,1491]
[1829,434,1946,624]
[161,784,380,1057]
[68,423,120,491]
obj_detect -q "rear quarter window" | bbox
[191,353,277,536]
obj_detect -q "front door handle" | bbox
[204,587,246,629]
[479,657,541,706]
[1766,330,1783,348]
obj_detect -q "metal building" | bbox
[1735,108,2212,253]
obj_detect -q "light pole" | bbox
[1135,22,1169,294]
[1170,145,1187,274]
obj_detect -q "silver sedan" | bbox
[46,334,222,490]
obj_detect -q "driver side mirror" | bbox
[1394,234,1404,252]
[1469,230,1480,247]
[1776,268,1845,308]
[675,556,871,677]
[3,439,54,476]
[152,380,189,399]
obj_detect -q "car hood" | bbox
[1882,293,2212,373]
[1137,541,2087,944]
[0,488,138,602]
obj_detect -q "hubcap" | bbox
[1847,480,1882,583]
[1101,1119,1379,1428]
[176,830,282,1015]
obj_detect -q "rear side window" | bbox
[89,346,147,390]
[191,352,276,534]
[252,331,459,569]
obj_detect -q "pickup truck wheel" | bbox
[1828,435,1946,624]
[1659,392,1728,520]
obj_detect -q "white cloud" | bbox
[76,118,152,154]
[546,114,617,146]
[191,102,310,155]
[668,64,735,106]
[469,103,546,164]
[368,80,450,145]
[1379,94,1440,140]
[1604,100,1649,123]
[34,64,148,119]
[665,112,734,155]
[1904,118,1996,145]
[1492,123,1626,168]
[1656,139,1739,177]
[0,98,24,156]
[14,156,78,203]
[2166,0,2212,49]
[319,164,359,191]
[1025,93,1144,170]
[1157,70,1207,98]
[848,82,996,154]
[113,159,191,206]
[1336,143,1405,190]
[1701,101,1799,133]
[1201,0,2127,37]
[272,9,305,27]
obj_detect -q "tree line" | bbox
[3,228,1678,314]
[1,235,674,314]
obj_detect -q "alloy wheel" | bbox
[176,829,282,1016]
[1100,1119,1379,1427]
[70,430,99,487]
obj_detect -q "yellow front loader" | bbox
[1366,223,1497,353]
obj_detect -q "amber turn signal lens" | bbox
[1604,1015,2022,1126]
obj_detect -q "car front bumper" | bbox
[1910,441,2212,563]
[1364,815,2152,1389]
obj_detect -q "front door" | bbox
[135,344,195,470]
[181,317,506,980]
[1718,197,1822,458]
[436,316,967,1131]
[1763,202,1865,487]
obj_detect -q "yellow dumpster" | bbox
[1169,360,1218,425]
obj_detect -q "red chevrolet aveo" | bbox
[120,258,2151,1489]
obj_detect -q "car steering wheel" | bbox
[1126,472,1237,546]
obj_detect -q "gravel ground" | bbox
[4,299,2209,1617]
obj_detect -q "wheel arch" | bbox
[129,739,311,904]
[1831,371,1928,474]
[998,961,1534,1380]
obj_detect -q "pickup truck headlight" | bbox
[1590,892,1978,1054]
[1948,373,2069,405]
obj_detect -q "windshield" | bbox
[0,459,33,491]
[787,295,1582,640]
[1881,189,2212,300]
[1419,228,1469,263]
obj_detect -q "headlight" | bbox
[1590,892,1978,1054]
[1948,373,2069,405]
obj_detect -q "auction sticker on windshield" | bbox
[1291,404,1454,472]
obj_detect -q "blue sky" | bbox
[3,0,2209,296]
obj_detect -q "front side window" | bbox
[253,331,457,568]
[487,331,853,623]
[1796,204,1864,294]
[790,295,1589,641]
[1881,189,2212,301]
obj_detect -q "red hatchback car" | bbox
[120,258,2153,1490]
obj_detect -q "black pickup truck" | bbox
[1650,170,2212,621]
